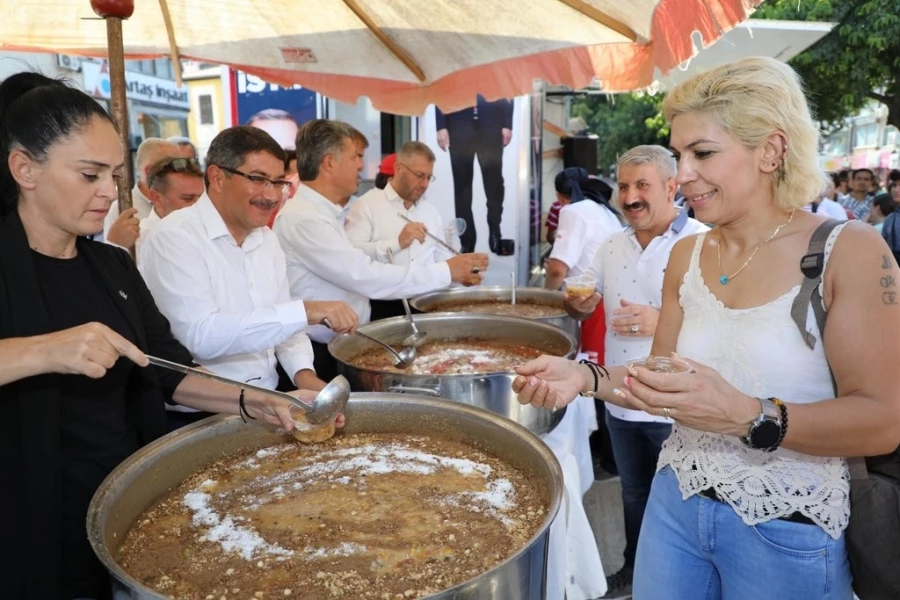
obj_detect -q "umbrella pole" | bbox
[104,16,134,216]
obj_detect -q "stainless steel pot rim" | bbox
[410,287,568,317]
[328,312,576,376]
[87,394,564,600]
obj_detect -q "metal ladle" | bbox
[386,248,428,348]
[322,318,416,369]
[145,355,350,425]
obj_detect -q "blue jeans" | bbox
[605,411,672,571]
[633,466,853,600]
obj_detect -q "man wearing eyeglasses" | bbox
[346,141,457,320]
[139,126,358,429]
[275,120,489,380]
[135,156,205,257]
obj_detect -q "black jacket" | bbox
[0,210,193,599]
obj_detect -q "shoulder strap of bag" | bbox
[790,219,842,351]
[789,220,868,480]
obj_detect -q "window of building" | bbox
[883,125,898,147]
[198,94,214,125]
[853,123,879,148]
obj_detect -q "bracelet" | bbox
[773,398,788,450]
[578,359,599,398]
[239,388,256,423]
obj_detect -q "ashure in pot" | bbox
[87,394,563,600]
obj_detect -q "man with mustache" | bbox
[564,145,707,598]
[139,126,358,429]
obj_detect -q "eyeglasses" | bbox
[215,165,291,198]
[397,162,436,183]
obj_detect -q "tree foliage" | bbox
[754,0,900,128]
[569,93,669,173]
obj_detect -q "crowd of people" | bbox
[0,70,488,599]
[3,52,900,600]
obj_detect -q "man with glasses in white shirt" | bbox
[275,119,489,380]
[139,126,358,430]
[346,141,456,320]
[565,145,708,598]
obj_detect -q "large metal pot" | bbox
[410,286,579,339]
[87,394,563,600]
[328,313,576,435]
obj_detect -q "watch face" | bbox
[750,420,781,449]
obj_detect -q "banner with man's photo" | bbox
[418,95,532,287]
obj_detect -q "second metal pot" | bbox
[328,313,577,435]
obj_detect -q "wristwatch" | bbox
[740,397,782,451]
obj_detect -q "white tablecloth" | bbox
[542,394,608,600]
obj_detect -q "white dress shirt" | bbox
[803,198,848,221]
[99,184,154,244]
[345,183,456,265]
[134,207,161,258]
[274,185,452,343]
[584,209,708,422]
[139,193,314,409]
[550,201,623,277]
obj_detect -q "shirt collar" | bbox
[296,184,344,219]
[670,207,690,233]
[196,192,265,248]
[385,182,418,209]
[626,207,690,240]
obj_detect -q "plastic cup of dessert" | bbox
[626,355,691,374]
[564,275,597,299]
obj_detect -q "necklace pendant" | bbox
[719,275,729,285]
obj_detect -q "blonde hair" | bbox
[663,57,826,211]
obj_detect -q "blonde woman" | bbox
[513,57,900,599]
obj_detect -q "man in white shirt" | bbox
[805,178,848,221]
[135,156,205,257]
[274,119,489,379]
[139,126,358,429]
[101,138,180,248]
[566,145,708,598]
[346,141,456,320]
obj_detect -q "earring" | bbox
[775,160,786,186]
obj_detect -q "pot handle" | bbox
[386,384,442,397]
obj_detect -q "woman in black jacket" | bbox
[0,73,317,600]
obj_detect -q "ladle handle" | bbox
[323,318,405,363]
[145,355,308,412]
[398,213,460,255]
[385,248,419,334]
[400,298,419,333]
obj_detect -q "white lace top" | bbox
[658,225,850,539]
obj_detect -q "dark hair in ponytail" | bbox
[553,167,619,217]
[0,72,115,215]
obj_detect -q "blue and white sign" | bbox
[233,71,317,127]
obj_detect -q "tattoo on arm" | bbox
[881,259,898,304]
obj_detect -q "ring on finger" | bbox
[662,407,671,419]
[471,267,480,273]
[630,324,639,333]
